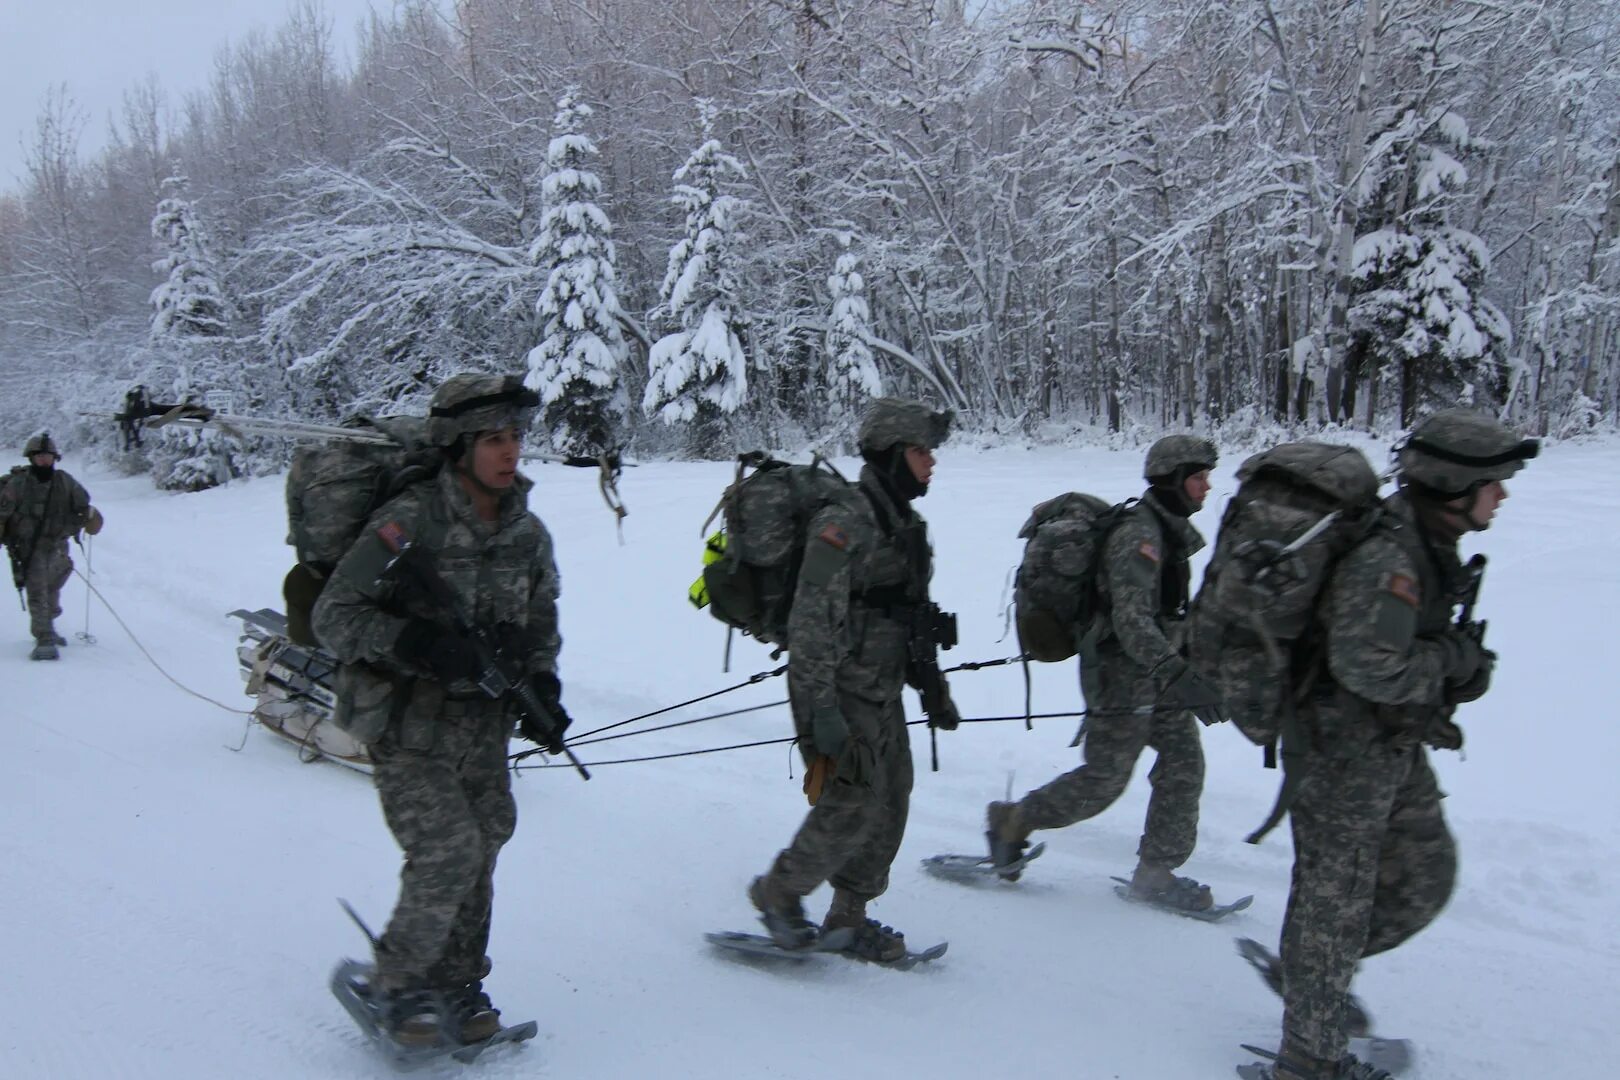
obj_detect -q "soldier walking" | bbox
[747,398,961,961]
[985,435,1224,908]
[0,434,102,660]
[313,374,571,1048]
[1242,410,1537,1080]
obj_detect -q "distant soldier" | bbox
[986,435,1224,907]
[313,373,569,1048]
[0,434,102,660]
[1240,410,1536,1080]
[747,397,960,961]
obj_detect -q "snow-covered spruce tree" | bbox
[823,236,881,423]
[1349,109,1510,425]
[524,88,628,456]
[147,178,239,491]
[642,103,750,458]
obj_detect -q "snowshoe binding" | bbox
[29,639,59,661]
[1112,867,1253,922]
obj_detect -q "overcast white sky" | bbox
[0,0,395,195]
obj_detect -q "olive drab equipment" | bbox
[282,416,441,647]
[691,452,855,649]
[1012,493,1136,663]
[1185,442,1384,841]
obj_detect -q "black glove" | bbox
[1434,629,1486,682]
[393,619,482,683]
[928,687,961,731]
[520,671,572,753]
[1444,647,1495,705]
[1155,659,1226,727]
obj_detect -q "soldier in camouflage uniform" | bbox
[748,397,961,961]
[0,434,102,660]
[1245,410,1536,1080]
[986,435,1224,907]
[313,374,569,1047]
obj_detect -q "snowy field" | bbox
[3,440,1615,1079]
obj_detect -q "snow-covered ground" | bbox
[3,441,1614,1079]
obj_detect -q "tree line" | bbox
[0,0,1615,483]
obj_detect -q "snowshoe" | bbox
[923,841,1046,884]
[1236,937,1373,1038]
[329,960,538,1071]
[1236,1043,1404,1079]
[29,640,59,661]
[705,928,947,970]
[1111,874,1253,922]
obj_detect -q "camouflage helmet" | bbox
[1396,409,1538,496]
[856,397,953,454]
[1144,434,1217,483]
[427,373,540,449]
[23,432,60,460]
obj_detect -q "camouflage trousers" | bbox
[1017,660,1204,869]
[1279,740,1456,1064]
[21,543,71,642]
[764,689,914,903]
[370,703,517,990]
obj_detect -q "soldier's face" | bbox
[470,427,522,489]
[904,444,935,486]
[1182,468,1212,509]
[1464,480,1507,529]
[29,453,54,469]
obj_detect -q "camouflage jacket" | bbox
[0,467,93,558]
[1095,490,1205,679]
[312,467,560,738]
[1310,492,1465,745]
[787,465,933,718]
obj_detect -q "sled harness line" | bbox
[72,568,254,717]
[508,708,1098,772]
[509,653,1028,764]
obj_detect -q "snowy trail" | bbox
[2,444,1613,1078]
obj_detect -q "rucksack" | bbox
[1185,442,1383,751]
[1013,493,1136,662]
[691,453,856,649]
[283,415,440,646]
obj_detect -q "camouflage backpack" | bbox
[1185,442,1383,751]
[1013,493,1137,662]
[691,453,857,649]
[282,416,441,646]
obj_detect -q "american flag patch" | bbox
[1137,540,1161,564]
[376,521,409,554]
[818,524,850,550]
[1388,573,1420,608]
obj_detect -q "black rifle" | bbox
[1456,553,1487,645]
[906,601,959,771]
[374,524,590,781]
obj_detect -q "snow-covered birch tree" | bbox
[524,89,629,456]
[823,237,881,418]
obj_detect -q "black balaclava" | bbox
[863,444,927,505]
[28,457,56,483]
[1146,464,1208,518]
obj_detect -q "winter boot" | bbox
[30,639,60,661]
[748,875,817,950]
[1129,861,1213,911]
[51,632,68,646]
[985,800,1032,880]
[1236,938,1373,1038]
[822,890,906,963]
[446,980,502,1043]
[376,987,444,1047]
